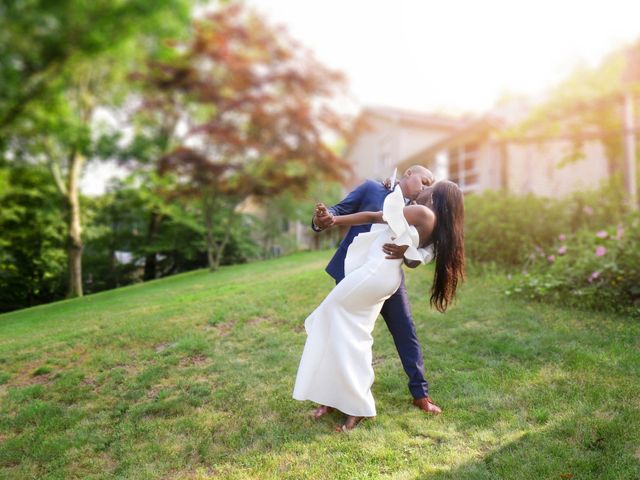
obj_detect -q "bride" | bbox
[292,179,465,431]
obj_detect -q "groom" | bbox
[312,165,442,415]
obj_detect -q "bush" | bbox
[464,190,567,269]
[0,165,67,312]
[464,180,629,270]
[507,212,640,317]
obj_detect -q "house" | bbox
[401,104,610,196]
[259,99,618,254]
[239,106,470,254]
[347,103,612,197]
[343,106,470,187]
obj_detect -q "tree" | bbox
[0,0,192,131]
[119,51,194,280]
[1,0,194,297]
[82,176,215,292]
[504,39,640,208]
[148,4,351,270]
[0,163,66,312]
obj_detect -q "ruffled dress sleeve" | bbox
[382,185,426,264]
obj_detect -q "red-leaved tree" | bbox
[143,4,351,270]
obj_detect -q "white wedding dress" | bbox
[292,186,430,417]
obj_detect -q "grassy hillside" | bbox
[1,250,638,479]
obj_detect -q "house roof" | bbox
[401,114,504,165]
[343,105,471,160]
[361,105,469,130]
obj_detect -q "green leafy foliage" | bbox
[464,190,567,269]
[0,0,193,130]
[0,164,66,312]
[81,176,261,292]
[508,212,640,317]
[503,40,640,177]
[465,179,629,270]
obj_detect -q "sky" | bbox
[246,0,640,114]
[82,0,640,195]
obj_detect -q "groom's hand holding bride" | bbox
[382,241,409,260]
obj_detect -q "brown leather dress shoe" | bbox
[412,396,442,414]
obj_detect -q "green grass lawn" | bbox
[1,250,639,479]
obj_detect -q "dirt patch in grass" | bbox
[146,386,162,400]
[593,408,615,421]
[247,316,270,326]
[161,467,220,480]
[81,376,100,393]
[210,320,235,336]
[179,354,209,367]
[372,355,388,367]
[4,359,54,387]
[155,342,177,353]
[7,344,95,388]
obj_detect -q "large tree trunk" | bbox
[203,193,235,271]
[66,149,85,298]
[108,219,118,288]
[143,209,164,280]
[212,227,231,271]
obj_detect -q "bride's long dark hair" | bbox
[418,181,465,312]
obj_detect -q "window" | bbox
[447,142,480,192]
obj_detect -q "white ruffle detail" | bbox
[382,186,425,264]
[418,244,435,264]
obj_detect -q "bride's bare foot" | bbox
[312,405,335,419]
[336,415,366,432]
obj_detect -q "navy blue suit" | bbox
[314,179,430,399]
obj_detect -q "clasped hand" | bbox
[314,203,335,229]
[314,203,408,260]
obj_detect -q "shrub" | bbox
[464,190,567,269]
[464,179,629,270]
[507,212,640,317]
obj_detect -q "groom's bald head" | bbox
[399,165,435,200]
[406,165,434,186]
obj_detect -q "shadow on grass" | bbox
[423,406,640,480]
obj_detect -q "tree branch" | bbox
[47,152,68,198]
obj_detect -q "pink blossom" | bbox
[558,234,566,242]
[595,246,607,257]
[615,224,624,240]
[583,205,594,215]
[557,246,567,255]
[596,230,608,239]
[547,255,555,263]
[588,271,600,283]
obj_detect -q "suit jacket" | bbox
[317,180,393,282]
[313,180,434,282]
